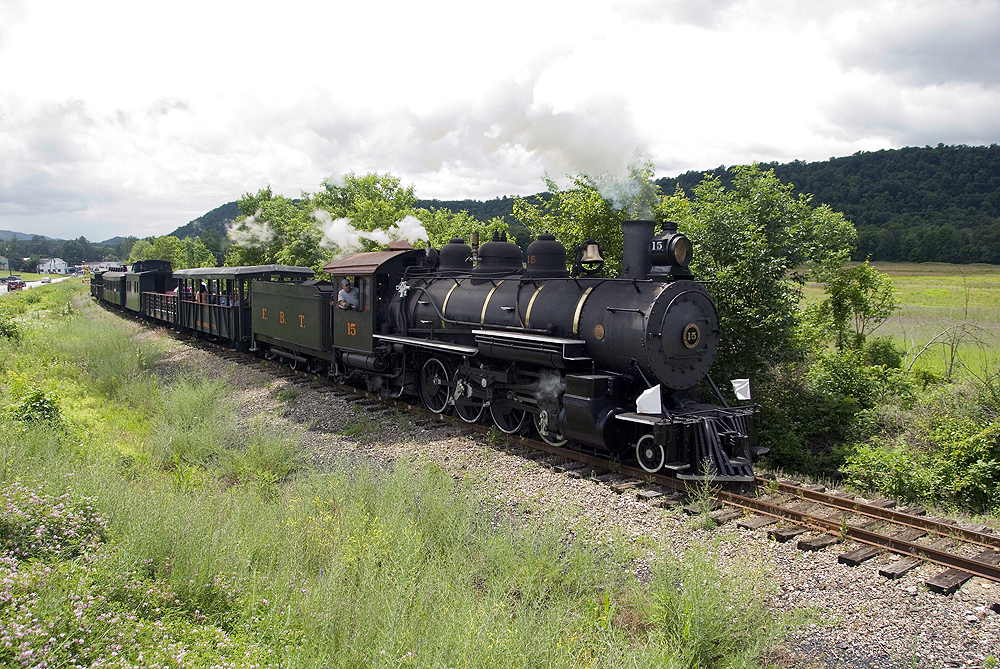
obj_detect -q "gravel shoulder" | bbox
[160,333,1000,669]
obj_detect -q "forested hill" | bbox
[170,201,240,239]
[173,145,1000,265]
[654,144,1000,264]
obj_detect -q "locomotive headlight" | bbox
[670,235,693,267]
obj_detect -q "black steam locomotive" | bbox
[92,221,761,481]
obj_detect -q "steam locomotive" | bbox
[92,220,762,481]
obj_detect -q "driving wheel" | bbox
[490,395,528,434]
[419,357,451,413]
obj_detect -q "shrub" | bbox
[843,374,1000,512]
[864,336,903,369]
[51,317,160,400]
[148,377,235,470]
[9,385,61,422]
[0,315,21,340]
[758,345,917,476]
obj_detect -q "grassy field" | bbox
[805,261,1000,380]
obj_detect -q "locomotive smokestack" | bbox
[621,220,656,279]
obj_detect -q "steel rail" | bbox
[758,478,1000,550]
[714,489,1000,582]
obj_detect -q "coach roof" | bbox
[172,265,315,281]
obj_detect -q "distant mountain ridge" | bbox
[0,230,58,242]
[653,144,1000,263]
[169,201,241,239]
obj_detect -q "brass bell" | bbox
[580,242,603,264]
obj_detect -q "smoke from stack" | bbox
[314,210,430,256]
[226,210,274,247]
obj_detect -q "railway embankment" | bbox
[184,334,1000,668]
[2,281,782,668]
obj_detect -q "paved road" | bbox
[1,276,71,294]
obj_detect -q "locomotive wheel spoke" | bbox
[636,433,665,473]
[490,400,527,434]
[419,357,451,414]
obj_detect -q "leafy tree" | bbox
[413,207,506,249]
[176,237,218,269]
[60,239,86,265]
[5,238,17,270]
[28,235,52,257]
[198,228,227,264]
[126,239,154,263]
[511,162,662,275]
[513,175,626,276]
[228,174,440,272]
[811,262,898,350]
[660,164,856,380]
[116,237,139,262]
[150,236,183,266]
[77,236,94,262]
[226,188,324,270]
[313,172,417,230]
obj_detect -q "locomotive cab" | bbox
[331,275,373,352]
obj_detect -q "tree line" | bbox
[655,144,1000,264]
[0,233,227,273]
[0,236,126,273]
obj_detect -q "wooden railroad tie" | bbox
[737,515,779,530]
[925,548,1000,596]
[798,533,841,552]
[768,525,810,542]
[710,507,745,525]
[682,499,723,515]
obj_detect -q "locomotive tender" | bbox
[92,220,761,481]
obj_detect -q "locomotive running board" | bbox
[474,330,590,367]
[374,334,479,357]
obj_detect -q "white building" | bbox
[38,257,69,274]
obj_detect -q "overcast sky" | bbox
[2,0,998,243]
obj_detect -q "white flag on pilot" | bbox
[731,378,751,401]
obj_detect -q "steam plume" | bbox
[314,210,429,255]
[227,210,274,246]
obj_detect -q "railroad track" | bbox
[194,334,1000,602]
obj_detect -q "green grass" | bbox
[804,261,1000,380]
[0,281,789,668]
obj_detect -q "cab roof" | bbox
[322,242,423,276]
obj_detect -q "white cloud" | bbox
[1,0,997,241]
